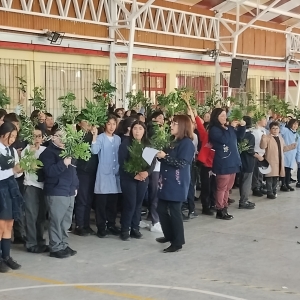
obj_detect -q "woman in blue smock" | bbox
[280,119,298,191]
[91,115,121,238]
[156,115,195,253]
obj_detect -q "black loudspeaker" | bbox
[229,58,249,89]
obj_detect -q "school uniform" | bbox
[39,142,79,256]
[0,143,23,221]
[0,143,23,269]
[75,132,98,233]
[157,137,195,248]
[118,138,155,237]
[21,145,47,251]
[91,133,121,235]
[10,138,27,243]
[238,130,256,207]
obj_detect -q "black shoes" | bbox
[163,245,182,253]
[27,245,49,253]
[107,225,121,236]
[188,211,199,219]
[216,209,233,220]
[0,259,9,273]
[3,256,21,269]
[50,248,70,259]
[239,202,255,209]
[267,193,276,199]
[84,226,96,235]
[280,185,289,192]
[253,189,264,197]
[296,182,300,188]
[120,231,130,241]
[156,237,170,243]
[130,228,143,239]
[182,213,190,222]
[65,246,77,256]
[74,226,89,236]
[97,229,108,238]
[202,207,214,216]
[287,185,295,191]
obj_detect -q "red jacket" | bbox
[195,116,213,168]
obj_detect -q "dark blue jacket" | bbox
[209,125,246,175]
[239,131,256,173]
[158,137,195,202]
[39,142,79,196]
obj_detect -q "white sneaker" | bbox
[139,221,150,228]
[150,222,162,233]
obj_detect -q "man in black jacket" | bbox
[239,116,264,209]
[39,129,79,259]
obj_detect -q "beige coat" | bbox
[260,134,295,177]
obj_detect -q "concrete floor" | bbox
[1,187,300,300]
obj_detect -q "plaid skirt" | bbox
[0,176,24,220]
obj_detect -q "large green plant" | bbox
[92,79,117,104]
[19,148,43,175]
[0,85,11,109]
[126,90,152,117]
[81,99,108,127]
[59,124,91,161]
[124,140,149,175]
[57,92,79,125]
[29,87,46,111]
[149,123,171,150]
[268,95,292,117]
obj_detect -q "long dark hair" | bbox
[287,118,298,130]
[0,121,17,145]
[208,108,226,131]
[129,120,148,144]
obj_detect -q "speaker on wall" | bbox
[229,58,249,89]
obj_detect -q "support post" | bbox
[215,13,221,97]
[109,0,117,88]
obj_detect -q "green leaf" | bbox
[20,148,43,174]
[29,87,46,111]
[228,106,243,122]
[237,139,252,154]
[124,140,149,175]
[149,123,171,150]
[81,98,108,127]
[92,79,117,105]
[126,90,153,117]
[0,85,11,109]
[59,124,91,161]
[57,92,79,125]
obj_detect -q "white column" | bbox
[109,0,117,86]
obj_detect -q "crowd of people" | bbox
[0,99,299,274]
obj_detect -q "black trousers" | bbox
[75,171,96,228]
[186,161,196,213]
[200,165,216,209]
[94,194,118,231]
[266,176,279,195]
[157,200,185,247]
[14,176,25,239]
[148,172,160,224]
[281,167,292,186]
[120,177,148,231]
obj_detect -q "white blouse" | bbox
[0,142,19,180]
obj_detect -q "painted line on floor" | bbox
[2,272,247,300]
[7,272,155,300]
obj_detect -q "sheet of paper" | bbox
[142,147,160,165]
